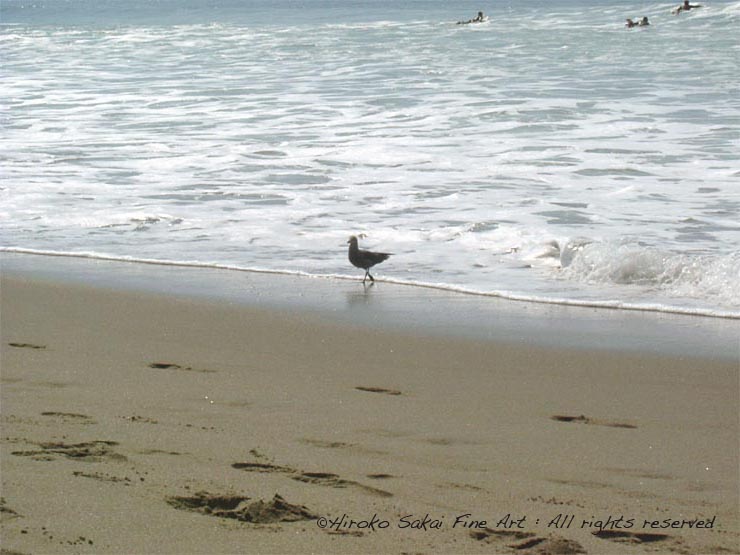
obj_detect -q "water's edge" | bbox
[3,246,739,319]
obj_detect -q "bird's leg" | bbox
[367,272,374,282]
[363,270,369,284]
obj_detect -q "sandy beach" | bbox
[1,254,738,555]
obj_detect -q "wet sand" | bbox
[1,255,738,554]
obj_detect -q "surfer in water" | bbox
[457,11,486,25]
[625,16,650,27]
[673,0,702,14]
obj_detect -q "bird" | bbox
[347,235,392,284]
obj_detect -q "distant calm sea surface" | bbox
[2,0,739,317]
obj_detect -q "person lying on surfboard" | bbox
[626,16,650,27]
[457,11,487,25]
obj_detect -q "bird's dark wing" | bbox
[362,250,391,265]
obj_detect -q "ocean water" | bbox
[2,0,740,318]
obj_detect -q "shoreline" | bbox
[1,251,738,361]
[1,253,739,554]
[3,247,739,321]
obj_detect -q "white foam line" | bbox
[0,246,317,278]
[2,247,739,320]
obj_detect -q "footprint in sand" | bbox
[442,482,485,492]
[551,414,637,429]
[355,386,402,396]
[605,467,673,480]
[166,492,316,524]
[148,362,216,374]
[72,471,133,485]
[231,462,296,473]
[136,448,182,456]
[119,415,158,424]
[471,529,586,554]
[300,438,355,449]
[292,472,393,498]
[1,497,21,522]
[300,437,387,456]
[231,462,393,498]
[12,440,126,462]
[8,342,46,350]
[593,529,673,544]
[326,529,364,537]
[593,529,695,554]
[40,412,95,424]
[32,381,73,389]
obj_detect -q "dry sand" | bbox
[1,260,738,554]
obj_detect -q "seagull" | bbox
[347,235,392,284]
